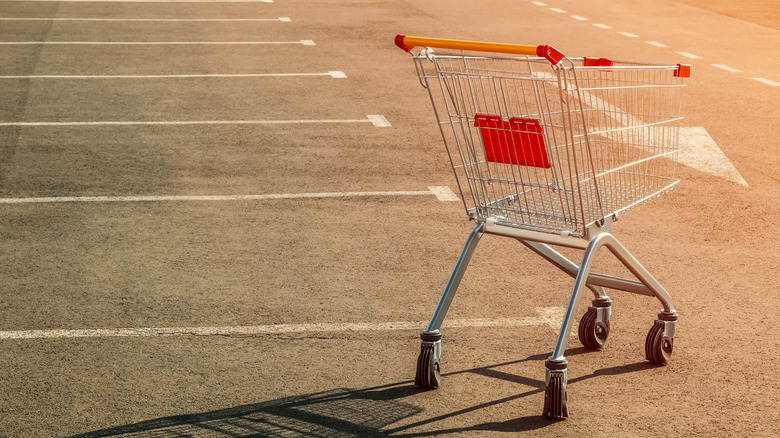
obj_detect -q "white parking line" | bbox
[428,186,459,201]
[676,51,702,59]
[366,114,391,127]
[0,307,565,339]
[535,307,567,331]
[644,41,668,48]
[0,40,313,45]
[0,187,459,204]
[0,317,547,339]
[711,64,742,73]
[0,115,389,127]
[534,2,768,90]
[0,17,289,21]
[0,71,347,79]
[752,77,780,87]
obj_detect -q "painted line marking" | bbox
[540,77,747,188]
[593,23,612,29]
[676,51,702,59]
[677,127,748,187]
[569,15,588,21]
[753,77,780,87]
[0,40,313,45]
[0,17,289,21]
[0,308,565,339]
[0,115,388,127]
[542,79,747,188]
[535,307,569,332]
[367,114,391,127]
[711,64,742,73]
[644,41,668,48]
[428,186,459,202]
[531,1,547,6]
[549,7,566,13]
[0,187,460,204]
[617,31,638,38]
[0,71,347,79]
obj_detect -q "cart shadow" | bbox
[66,386,423,438]
[66,351,656,437]
[391,357,657,436]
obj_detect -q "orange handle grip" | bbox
[395,34,565,64]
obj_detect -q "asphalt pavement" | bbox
[1,0,779,436]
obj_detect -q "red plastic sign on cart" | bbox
[474,113,551,168]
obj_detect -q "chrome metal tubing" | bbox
[549,232,676,361]
[424,222,485,333]
[519,240,654,297]
[597,233,676,312]
[484,218,590,249]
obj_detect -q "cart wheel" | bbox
[543,360,568,419]
[543,371,568,419]
[645,321,673,365]
[578,308,609,350]
[415,343,441,389]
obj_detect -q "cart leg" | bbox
[543,233,608,418]
[542,232,680,417]
[415,222,484,389]
[547,231,678,360]
[518,239,613,350]
[592,233,679,365]
[599,234,676,314]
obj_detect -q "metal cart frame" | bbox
[396,35,689,418]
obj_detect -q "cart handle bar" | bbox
[395,34,565,65]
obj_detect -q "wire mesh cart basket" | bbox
[395,34,690,418]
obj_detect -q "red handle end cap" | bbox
[536,45,565,64]
[395,34,414,52]
[675,64,691,78]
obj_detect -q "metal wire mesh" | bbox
[415,51,684,237]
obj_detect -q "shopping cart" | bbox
[395,35,690,418]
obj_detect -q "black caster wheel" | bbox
[645,321,673,365]
[578,307,609,350]
[415,343,441,389]
[542,360,569,419]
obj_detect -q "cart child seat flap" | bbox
[474,113,551,168]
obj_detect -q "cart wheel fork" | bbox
[578,298,612,350]
[646,311,677,365]
[543,359,569,418]
[415,332,442,389]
